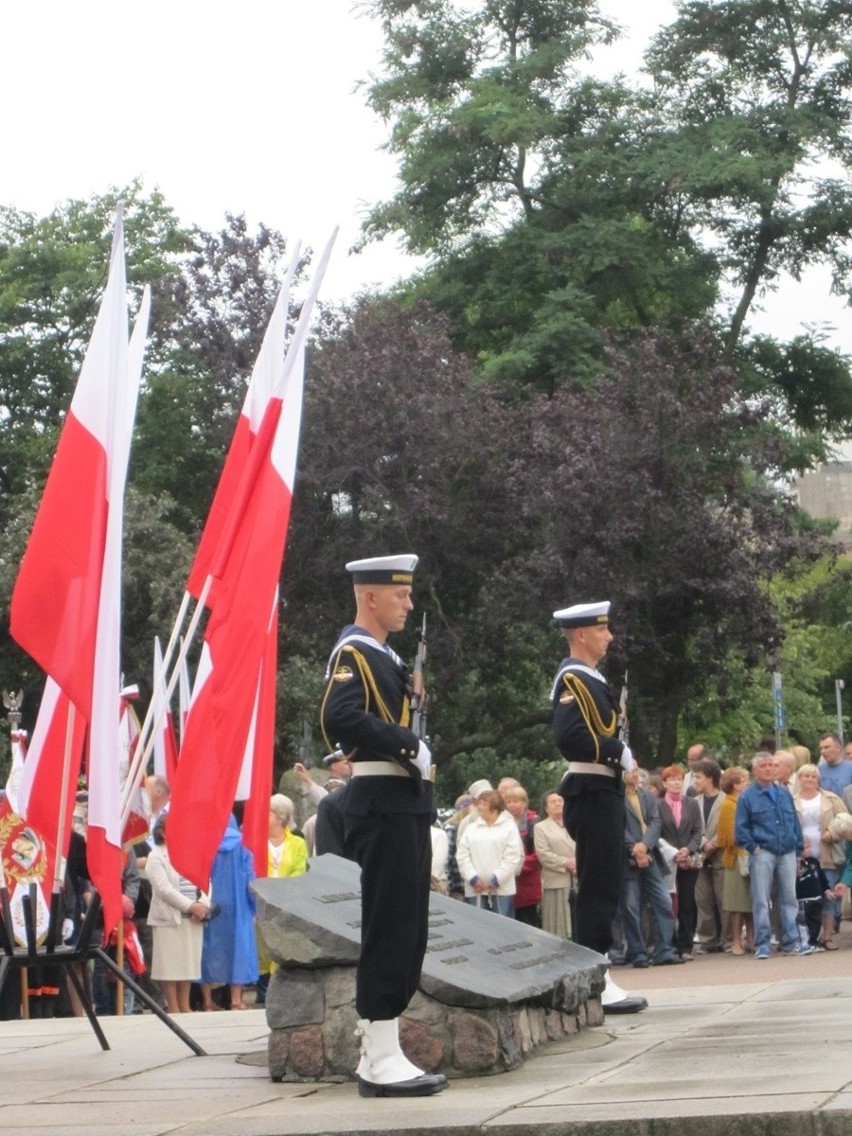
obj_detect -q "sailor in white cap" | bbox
[550,601,647,1015]
[320,555,447,1097]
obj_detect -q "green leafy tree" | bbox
[364,0,852,441]
[0,184,188,500]
[279,298,830,775]
[677,556,852,760]
[362,0,719,389]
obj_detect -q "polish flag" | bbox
[10,215,128,721]
[185,243,301,601]
[119,686,149,848]
[169,345,305,889]
[85,280,150,934]
[10,210,148,934]
[168,233,335,890]
[235,596,279,877]
[0,718,76,947]
[152,638,179,781]
[178,641,191,747]
[16,680,87,864]
[10,679,87,946]
[2,726,27,815]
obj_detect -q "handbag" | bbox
[736,849,750,878]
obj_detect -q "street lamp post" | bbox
[835,679,845,746]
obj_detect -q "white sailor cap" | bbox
[346,554,418,585]
[552,601,611,629]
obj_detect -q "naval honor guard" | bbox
[320,555,447,1097]
[551,601,647,1014]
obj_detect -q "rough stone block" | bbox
[400,1015,445,1072]
[290,1026,324,1077]
[585,998,605,1027]
[267,1028,290,1082]
[322,1002,360,1076]
[544,1009,561,1040]
[265,968,324,1030]
[323,968,356,1009]
[449,1009,499,1073]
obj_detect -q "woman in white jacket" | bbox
[146,815,210,1013]
[456,790,524,916]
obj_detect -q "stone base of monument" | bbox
[254,855,607,1083]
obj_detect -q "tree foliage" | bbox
[363,0,852,444]
[284,298,830,769]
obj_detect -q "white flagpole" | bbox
[118,575,211,825]
[119,229,337,825]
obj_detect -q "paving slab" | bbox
[1,943,852,1136]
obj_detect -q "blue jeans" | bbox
[749,848,798,951]
[622,861,677,963]
[822,867,840,918]
[464,894,514,917]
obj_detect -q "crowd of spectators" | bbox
[425,730,852,967]
[6,730,852,1021]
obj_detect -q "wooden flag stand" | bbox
[0,889,205,1056]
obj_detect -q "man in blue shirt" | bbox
[735,751,814,960]
[817,733,852,798]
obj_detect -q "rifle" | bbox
[410,614,428,740]
[618,670,629,746]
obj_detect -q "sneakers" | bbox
[755,945,770,960]
[782,943,815,957]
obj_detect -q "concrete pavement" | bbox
[1,945,851,1136]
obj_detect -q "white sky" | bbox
[2,0,850,376]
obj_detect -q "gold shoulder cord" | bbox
[561,671,617,763]
[320,645,411,751]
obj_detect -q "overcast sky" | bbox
[3,0,850,369]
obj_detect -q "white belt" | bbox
[567,761,616,779]
[351,761,410,778]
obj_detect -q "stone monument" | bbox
[253,854,606,1082]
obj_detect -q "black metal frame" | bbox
[0,886,205,1055]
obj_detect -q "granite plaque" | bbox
[253,854,604,1010]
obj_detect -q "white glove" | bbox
[412,739,432,778]
[620,745,635,771]
[62,918,75,943]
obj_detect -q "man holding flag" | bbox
[320,555,447,1098]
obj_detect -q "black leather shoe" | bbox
[632,958,650,968]
[358,1073,448,1097]
[602,995,648,1014]
[654,956,686,965]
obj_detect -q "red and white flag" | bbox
[119,686,149,848]
[10,210,149,934]
[185,243,301,601]
[178,642,191,746]
[85,279,150,935]
[0,727,57,947]
[152,638,179,782]
[5,684,85,945]
[10,215,128,721]
[169,233,335,890]
[169,344,306,888]
[16,680,86,862]
[236,595,279,877]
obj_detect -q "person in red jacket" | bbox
[503,785,542,926]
